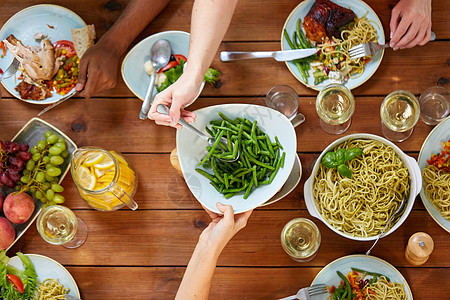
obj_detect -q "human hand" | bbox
[75,43,121,98]
[389,0,432,50]
[199,203,253,252]
[148,73,202,129]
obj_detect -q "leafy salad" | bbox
[0,250,37,300]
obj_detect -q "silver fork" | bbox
[349,31,436,59]
[278,284,327,300]
[0,58,20,82]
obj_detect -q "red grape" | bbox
[19,144,29,152]
[9,156,24,169]
[10,142,20,153]
[18,151,32,161]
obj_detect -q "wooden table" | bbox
[1,0,449,299]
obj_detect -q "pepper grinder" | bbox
[405,232,434,265]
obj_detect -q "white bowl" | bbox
[121,30,205,105]
[176,104,297,214]
[304,133,421,241]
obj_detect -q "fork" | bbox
[278,284,327,300]
[0,58,20,82]
[349,31,436,59]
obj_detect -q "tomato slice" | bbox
[53,40,77,57]
[158,61,179,73]
[6,274,24,293]
[173,54,187,64]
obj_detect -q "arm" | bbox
[149,0,239,129]
[389,0,432,50]
[175,203,252,299]
[75,0,171,98]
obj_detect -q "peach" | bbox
[3,192,35,224]
[0,217,15,250]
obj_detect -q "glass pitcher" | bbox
[70,147,138,211]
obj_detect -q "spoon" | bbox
[139,39,171,120]
[366,194,407,255]
[156,104,239,162]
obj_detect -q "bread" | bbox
[71,25,96,58]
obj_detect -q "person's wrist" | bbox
[183,63,206,86]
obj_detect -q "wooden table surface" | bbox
[1,0,449,299]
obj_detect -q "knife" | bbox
[220,48,317,62]
[37,89,77,116]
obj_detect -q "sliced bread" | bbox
[71,25,96,58]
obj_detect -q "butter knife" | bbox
[220,48,317,62]
[37,89,77,116]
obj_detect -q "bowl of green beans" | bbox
[176,104,297,214]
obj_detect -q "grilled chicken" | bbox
[303,0,356,43]
[3,34,59,81]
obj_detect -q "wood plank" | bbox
[67,266,450,300]
[10,210,450,268]
[0,97,437,153]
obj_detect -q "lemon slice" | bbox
[83,152,106,167]
[111,151,129,166]
[94,160,115,170]
[77,165,96,190]
[94,168,106,178]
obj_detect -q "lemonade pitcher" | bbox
[70,147,138,211]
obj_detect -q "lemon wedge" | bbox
[94,160,115,170]
[77,165,96,190]
[83,152,106,166]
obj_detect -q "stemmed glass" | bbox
[36,205,88,249]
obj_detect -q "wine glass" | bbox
[36,205,88,249]
[281,218,321,262]
[419,86,449,125]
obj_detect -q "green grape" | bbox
[20,176,30,184]
[53,194,65,204]
[47,201,57,206]
[26,160,35,171]
[46,134,58,144]
[30,187,36,193]
[36,190,44,199]
[36,171,45,183]
[46,189,55,201]
[54,142,66,151]
[47,167,61,177]
[30,147,38,154]
[37,140,47,150]
[50,156,64,166]
[41,182,51,191]
[23,170,31,176]
[44,131,53,138]
[45,174,55,182]
[14,186,20,191]
[51,183,64,193]
[61,150,69,158]
[57,137,65,144]
[32,153,41,162]
[49,146,63,155]
[42,156,50,164]
[41,202,48,207]
[46,163,55,170]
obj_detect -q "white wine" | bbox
[316,84,355,125]
[281,218,321,262]
[381,90,419,132]
[37,205,78,245]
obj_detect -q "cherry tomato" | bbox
[158,61,179,73]
[173,54,187,64]
[53,40,76,57]
[0,68,3,74]
[6,274,24,293]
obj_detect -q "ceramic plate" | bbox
[3,117,77,251]
[418,116,450,233]
[121,30,204,105]
[281,0,385,90]
[312,255,413,299]
[176,104,297,214]
[8,254,80,297]
[0,4,86,104]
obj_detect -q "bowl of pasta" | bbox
[304,133,421,241]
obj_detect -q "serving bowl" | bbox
[121,30,205,105]
[304,133,421,241]
[176,104,297,214]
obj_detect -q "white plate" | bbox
[8,253,80,298]
[0,4,86,104]
[281,0,385,90]
[121,30,204,105]
[176,104,297,214]
[312,255,413,299]
[418,116,450,233]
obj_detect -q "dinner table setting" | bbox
[0,0,449,299]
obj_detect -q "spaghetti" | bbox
[33,278,70,300]
[422,165,450,220]
[366,276,408,300]
[313,139,410,237]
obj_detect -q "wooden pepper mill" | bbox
[405,232,434,265]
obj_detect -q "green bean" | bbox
[336,271,351,300]
[211,158,224,184]
[350,268,390,282]
[252,166,258,188]
[283,29,297,49]
[275,136,283,150]
[246,154,275,170]
[211,125,238,134]
[195,168,220,184]
[268,153,284,184]
[218,112,235,124]
[243,180,254,199]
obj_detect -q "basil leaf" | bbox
[337,164,352,178]
[344,147,363,162]
[335,148,346,165]
[322,151,340,168]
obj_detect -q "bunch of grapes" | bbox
[0,140,32,188]
[16,131,69,206]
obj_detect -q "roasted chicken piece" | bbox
[303,0,356,43]
[3,34,60,81]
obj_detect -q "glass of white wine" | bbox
[316,83,355,134]
[36,205,88,249]
[281,218,321,262]
[380,90,420,142]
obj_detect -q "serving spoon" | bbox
[366,194,407,255]
[139,39,171,120]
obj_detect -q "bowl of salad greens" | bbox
[121,31,220,106]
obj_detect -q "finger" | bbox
[202,204,220,220]
[390,18,411,48]
[216,202,234,223]
[169,100,183,126]
[235,209,253,230]
[402,27,426,49]
[418,26,432,46]
[389,7,401,40]
[395,21,422,49]
[76,57,89,92]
